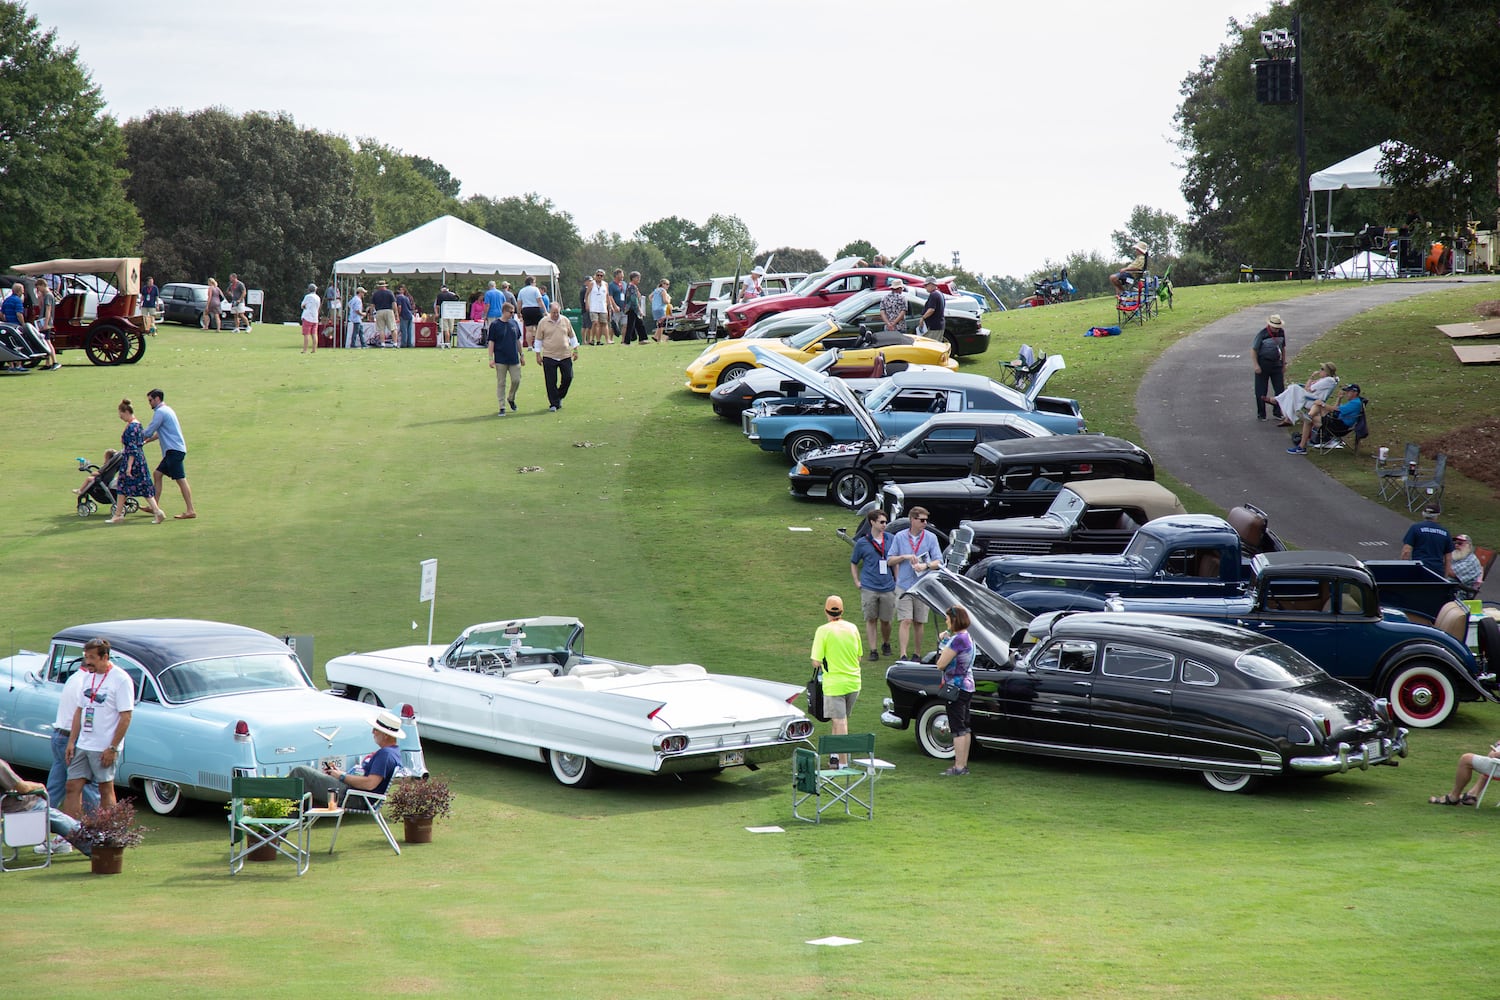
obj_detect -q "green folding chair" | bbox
[792,734,878,823]
[229,776,311,876]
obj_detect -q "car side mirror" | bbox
[428,656,439,671]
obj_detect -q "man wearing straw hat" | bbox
[287,711,407,806]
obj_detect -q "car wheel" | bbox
[831,470,876,509]
[716,362,752,386]
[142,779,186,816]
[548,749,601,788]
[784,431,832,464]
[1200,771,1260,793]
[357,689,384,707]
[123,330,146,364]
[1388,661,1456,728]
[914,701,956,759]
[1479,617,1500,668]
[84,324,129,365]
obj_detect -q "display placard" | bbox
[439,300,466,320]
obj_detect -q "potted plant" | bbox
[238,797,295,861]
[383,775,454,844]
[76,798,149,875]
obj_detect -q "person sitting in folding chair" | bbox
[1287,383,1363,455]
[288,711,405,805]
[1429,739,1500,806]
[1,757,89,856]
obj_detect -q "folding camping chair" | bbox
[228,776,311,876]
[1376,443,1421,502]
[1404,453,1447,511]
[1311,400,1369,457]
[326,787,401,856]
[1115,273,1161,327]
[792,734,879,823]
[1,791,53,872]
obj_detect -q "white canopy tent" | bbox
[334,215,558,288]
[1324,251,1398,280]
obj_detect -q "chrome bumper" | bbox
[1289,728,1408,775]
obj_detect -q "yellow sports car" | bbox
[684,317,957,393]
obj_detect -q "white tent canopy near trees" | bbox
[334,214,559,294]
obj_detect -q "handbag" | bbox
[936,679,964,701]
[806,666,830,722]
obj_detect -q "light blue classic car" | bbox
[742,348,1084,462]
[0,619,427,815]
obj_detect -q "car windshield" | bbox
[1233,644,1325,686]
[1123,526,1167,565]
[785,320,838,350]
[828,291,883,322]
[456,622,578,660]
[155,653,311,703]
[788,271,833,296]
[861,380,900,411]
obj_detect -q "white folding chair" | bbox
[328,787,401,856]
[1,792,54,872]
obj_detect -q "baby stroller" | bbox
[75,453,138,518]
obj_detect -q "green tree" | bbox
[1299,0,1500,231]
[1173,3,1398,278]
[123,108,373,321]
[0,2,141,261]
[461,192,582,275]
[1110,206,1184,259]
[835,239,879,262]
[351,140,456,243]
[407,155,461,199]
[755,247,827,274]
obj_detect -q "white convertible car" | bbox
[325,617,815,788]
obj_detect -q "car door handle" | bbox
[1152,689,1171,696]
[1073,681,1092,688]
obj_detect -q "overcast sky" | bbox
[32,0,1268,279]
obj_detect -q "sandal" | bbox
[1429,793,1466,805]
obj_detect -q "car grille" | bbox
[980,538,1055,557]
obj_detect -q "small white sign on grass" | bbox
[806,936,862,947]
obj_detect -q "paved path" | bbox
[1135,275,1499,598]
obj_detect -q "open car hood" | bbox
[748,344,886,445]
[906,570,1034,667]
[1024,354,1066,405]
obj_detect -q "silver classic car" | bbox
[325,617,815,787]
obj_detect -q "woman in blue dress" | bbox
[109,398,165,524]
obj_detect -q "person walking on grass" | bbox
[142,388,197,519]
[486,300,525,415]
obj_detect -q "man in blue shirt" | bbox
[849,509,897,661]
[1288,383,1363,455]
[2,282,26,325]
[287,711,406,806]
[1402,505,1454,578]
[486,301,526,415]
[142,388,197,519]
[889,506,944,659]
[483,280,505,324]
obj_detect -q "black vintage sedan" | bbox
[879,571,1407,793]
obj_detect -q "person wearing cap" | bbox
[740,265,767,301]
[288,711,407,806]
[299,283,321,354]
[434,284,460,348]
[880,278,907,333]
[587,270,611,346]
[370,280,397,347]
[1110,240,1149,292]
[1287,383,1362,455]
[919,277,945,338]
[810,595,863,763]
[1251,314,1287,422]
[1401,505,1455,578]
[1450,533,1485,593]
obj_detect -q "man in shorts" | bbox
[226,272,250,332]
[587,269,612,346]
[64,637,133,817]
[1430,738,1500,806]
[890,506,944,660]
[810,595,863,767]
[143,388,197,519]
[370,280,398,347]
[849,509,896,660]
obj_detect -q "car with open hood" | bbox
[877,570,1408,793]
[684,315,956,394]
[0,619,427,815]
[743,348,1082,462]
[325,616,814,788]
[708,347,953,421]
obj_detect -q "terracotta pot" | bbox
[247,842,278,862]
[90,845,125,875]
[403,817,433,844]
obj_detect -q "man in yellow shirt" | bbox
[811,595,863,766]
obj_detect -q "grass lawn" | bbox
[3,289,1497,999]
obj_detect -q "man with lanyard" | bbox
[880,278,908,334]
[486,300,525,415]
[849,509,897,661]
[64,637,133,817]
[140,276,159,335]
[890,506,943,660]
[810,595,863,767]
[919,277,945,338]
[226,273,249,332]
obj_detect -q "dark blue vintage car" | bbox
[879,571,1408,793]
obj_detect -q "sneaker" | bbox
[508,399,517,411]
[1286,446,1307,455]
[867,650,879,662]
[1256,414,1267,421]
[34,835,72,855]
[828,756,842,769]
[497,410,506,416]
[548,405,558,412]
[881,642,892,655]
[940,766,969,777]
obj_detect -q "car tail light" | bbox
[234,720,250,741]
[647,706,663,721]
[785,719,815,740]
[655,734,689,753]
[400,703,417,721]
[1313,714,1332,737]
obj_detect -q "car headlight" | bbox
[701,354,720,368]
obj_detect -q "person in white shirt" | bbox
[740,265,766,300]
[346,288,365,347]
[299,283,321,354]
[64,637,134,817]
